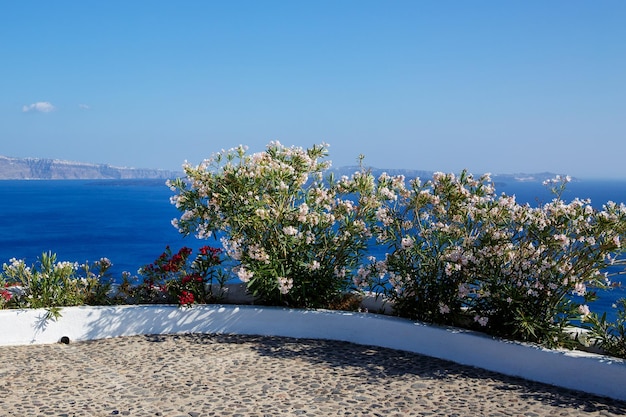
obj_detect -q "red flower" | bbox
[179,290,195,305]
[1,290,12,301]
[199,246,222,256]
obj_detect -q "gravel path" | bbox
[0,333,624,416]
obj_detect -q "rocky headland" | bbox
[0,155,179,180]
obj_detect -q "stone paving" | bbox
[0,333,624,416]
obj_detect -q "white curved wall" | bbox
[1,304,625,402]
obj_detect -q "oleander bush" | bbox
[365,171,626,348]
[365,170,490,326]
[168,142,385,308]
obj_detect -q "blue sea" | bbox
[0,178,625,320]
[0,179,203,277]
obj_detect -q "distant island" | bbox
[0,155,180,180]
[0,155,565,183]
[330,166,568,185]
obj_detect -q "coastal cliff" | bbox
[0,155,179,180]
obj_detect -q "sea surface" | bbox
[0,179,200,277]
[0,178,625,320]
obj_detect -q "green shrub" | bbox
[127,245,226,306]
[583,298,626,358]
[369,172,626,348]
[0,252,113,320]
[168,142,384,308]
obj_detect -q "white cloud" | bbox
[78,103,90,110]
[22,101,56,113]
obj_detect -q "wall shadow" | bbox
[150,332,626,415]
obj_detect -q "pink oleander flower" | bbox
[334,267,346,278]
[277,276,293,295]
[282,226,299,236]
[578,304,590,318]
[474,315,489,327]
[554,234,570,246]
[309,260,321,271]
[235,266,254,283]
[458,283,470,298]
[297,203,309,222]
[572,282,586,296]
[400,236,414,250]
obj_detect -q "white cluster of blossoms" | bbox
[234,266,254,283]
[400,236,414,250]
[282,225,299,236]
[5,258,32,275]
[54,261,80,273]
[221,237,243,261]
[375,207,393,227]
[543,175,572,187]
[248,244,270,264]
[308,260,321,271]
[277,276,294,294]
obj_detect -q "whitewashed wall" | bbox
[1,304,625,402]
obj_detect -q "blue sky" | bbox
[2,1,625,178]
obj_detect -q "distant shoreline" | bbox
[4,154,626,182]
[0,155,180,180]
